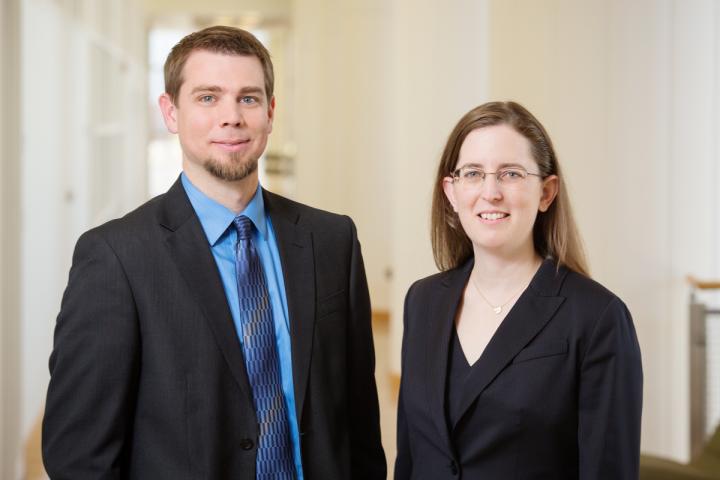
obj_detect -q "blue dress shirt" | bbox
[181,173,304,479]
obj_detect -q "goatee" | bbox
[204,153,258,182]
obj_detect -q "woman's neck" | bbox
[471,245,542,294]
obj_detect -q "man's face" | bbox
[159,50,274,182]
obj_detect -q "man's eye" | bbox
[240,96,258,104]
[199,95,215,103]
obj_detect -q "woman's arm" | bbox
[394,284,416,480]
[578,297,643,479]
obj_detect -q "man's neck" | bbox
[183,162,259,214]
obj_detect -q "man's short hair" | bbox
[164,25,274,104]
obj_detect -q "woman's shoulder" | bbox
[407,270,449,293]
[556,267,632,325]
[561,267,623,304]
[406,264,469,301]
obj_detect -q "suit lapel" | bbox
[452,259,567,431]
[426,261,473,452]
[159,178,253,404]
[263,190,316,424]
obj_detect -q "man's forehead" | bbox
[179,51,266,93]
[183,49,263,70]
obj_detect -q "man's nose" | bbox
[220,101,245,127]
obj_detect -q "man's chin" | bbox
[204,157,258,182]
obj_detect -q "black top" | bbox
[395,258,643,480]
[445,327,472,430]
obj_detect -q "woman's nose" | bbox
[479,173,503,201]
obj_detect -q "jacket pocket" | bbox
[512,339,568,364]
[317,289,347,319]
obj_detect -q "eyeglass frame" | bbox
[449,164,544,187]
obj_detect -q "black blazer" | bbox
[395,259,642,480]
[42,178,386,480]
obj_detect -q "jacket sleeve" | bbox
[394,284,414,480]
[345,217,387,479]
[578,296,643,479]
[42,230,140,480]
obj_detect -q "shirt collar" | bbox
[181,173,268,246]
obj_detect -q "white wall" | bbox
[488,0,720,461]
[143,0,290,19]
[1,0,6,472]
[20,0,73,440]
[291,0,395,310]
[18,0,148,468]
[387,0,490,369]
[1,0,22,476]
[291,0,491,314]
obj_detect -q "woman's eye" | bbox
[464,169,483,179]
[501,169,523,179]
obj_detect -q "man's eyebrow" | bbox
[238,86,265,96]
[189,85,223,95]
[188,86,266,96]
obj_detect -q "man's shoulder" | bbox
[89,193,165,236]
[263,189,352,231]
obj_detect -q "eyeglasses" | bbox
[451,165,543,189]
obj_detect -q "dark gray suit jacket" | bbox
[42,178,386,479]
[395,259,642,480]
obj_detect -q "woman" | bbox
[395,101,642,479]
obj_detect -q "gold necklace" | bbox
[470,263,538,315]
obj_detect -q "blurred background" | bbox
[2,0,720,478]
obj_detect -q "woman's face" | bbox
[442,124,558,258]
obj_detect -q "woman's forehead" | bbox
[457,126,535,168]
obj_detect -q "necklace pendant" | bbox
[493,306,502,314]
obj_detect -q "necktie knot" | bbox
[233,215,254,240]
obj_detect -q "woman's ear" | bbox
[442,177,458,212]
[539,175,559,212]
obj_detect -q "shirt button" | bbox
[450,460,458,475]
[240,438,255,450]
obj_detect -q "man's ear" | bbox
[267,96,276,134]
[158,93,179,134]
[442,177,458,213]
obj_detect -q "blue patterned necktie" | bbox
[233,215,295,479]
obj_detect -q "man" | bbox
[42,26,386,479]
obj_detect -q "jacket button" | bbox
[240,439,254,450]
[449,460,458,475]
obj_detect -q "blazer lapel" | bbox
[452,259,567,431]
[159,178,253,404]
[426,261,473,452]
[263,190,316,425]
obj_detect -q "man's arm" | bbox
[42,230,140,480]
[344,216,387,479]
